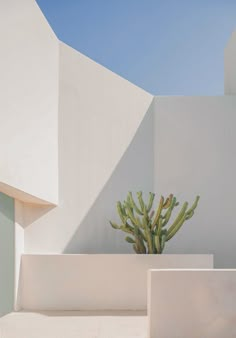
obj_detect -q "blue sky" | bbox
[36,0,236,95]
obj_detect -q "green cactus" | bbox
[110,192,200,254]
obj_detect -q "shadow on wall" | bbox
[0,193,14,317]
[14,257,23,312]
[15,203,55,229]
[63,101,154,254]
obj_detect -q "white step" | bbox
[0,311,147,338]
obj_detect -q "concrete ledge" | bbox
[18,254,213,311]
[148,269,236,338]
[0,310,147,338]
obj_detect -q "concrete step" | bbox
[0,311,147,338]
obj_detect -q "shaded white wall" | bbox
[24,43,153,253]
[0,193,14,317]
[64,102,154,253]
[225,31,236,95]
[0,0,58,204]
[154,96,236,268]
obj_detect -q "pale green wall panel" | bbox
[0,193,14,317]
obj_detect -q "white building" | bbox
[0,0,236,336]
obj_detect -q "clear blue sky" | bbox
[36,0,236,95]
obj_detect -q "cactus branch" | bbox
[147,192,155,212]
[137,191,146,213]
[151,196,164,231]
[128,192,143,215]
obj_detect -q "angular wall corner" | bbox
[0,0,59,205]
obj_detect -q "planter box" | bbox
[19,254,213,311]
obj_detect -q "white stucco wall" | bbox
[24,43,153,253]
[154,96,236,268]
[0,0,58,204]
[225,31,236,95]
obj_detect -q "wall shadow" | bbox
[63,101,154,254]
[0,193,14,317]
[15,202,55,229]
[33,310,146,317]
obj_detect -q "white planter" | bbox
[19,254,213,311]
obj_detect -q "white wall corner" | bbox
[0,0,59,205]
[153,95,236,268]
[23,42,153,253]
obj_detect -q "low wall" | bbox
[148,269,236,338]
[18,254,213,311]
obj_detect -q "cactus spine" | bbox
[110,192,200,254]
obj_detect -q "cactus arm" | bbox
[188,195,200,212]
[127,192,143,215]
[125,236,135,243]
[122,206,148,244]
[120,226,132,235]
[185,211,194,220]
[136,216,144,229]
[120,223,135,235]
[117,201,127,224]
[151,196,164,231]
[124,202,148,244]
[126,234,146,254]
[156,218,163,237]
[185,196,200,218]
[133,243,145,254]
[153,219,163,254]
[163,194,173,209]
[152,236,157,254]
[145,226,153,254]
[133,244,139,253]
[154,235,161,254]
[147,192,155,213]
[137,191,146,213]
[133,225,146,253]
[162,197,177,227]
[143,206,150,228]
[166,196,200,241]
[165,201,188,235]
[139,201,153,253]
[160,231,167,252]
[109,221,121,230]
[135,235,146,254]
[140,231,147,243]
[132,219,147,243]
[124,201,137,225]
[166,214,186,241]
[132,217,147,242]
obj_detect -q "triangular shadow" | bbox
[63,101,154,253]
